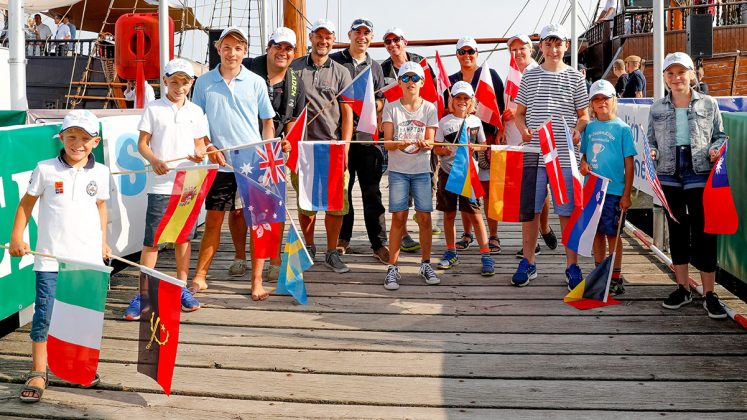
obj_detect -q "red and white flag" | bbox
[434,51,452,117]
[474,62,504,130]
[561,116,584,208]
[538,119,569,205]
[285,106,307,174]
[504,53,522,101]
[381,59,442,116]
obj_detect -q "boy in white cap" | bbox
[123,58,207,320]
[10,110,111,402]
[513,23,590,287]
[381,61,440,290]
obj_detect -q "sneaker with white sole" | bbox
[228,259,246,277]
[420,262,441,285]
[437,250,459,269]
[180,287,200,312]
[662,285,692,309]
[400,235,421,252]
[324,250,350,274]
[511,258,537,286]
[703,292,727,319]
[123,294,141,321]
[384,265,401,290]
[481,255,495,277]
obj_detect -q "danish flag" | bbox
[538,118,569,205]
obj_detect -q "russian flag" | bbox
[704,142,738,234]
[561,116,583,208]
[562,172,610,257]
[298,142,346,212]
[339,67,378,139]
[445,121,485,201]
[474,62,503,130]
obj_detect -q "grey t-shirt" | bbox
[382,100,439,174]
[435,114,486,175]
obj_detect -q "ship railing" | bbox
[611,1,747,38]
[0,38,105,58]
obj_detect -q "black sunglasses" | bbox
[457,48,477,56]
[399,74,422,83]
[384,36,402,45]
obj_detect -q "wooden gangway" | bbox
[1,185,747,418]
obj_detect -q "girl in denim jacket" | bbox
[647,52,727,319]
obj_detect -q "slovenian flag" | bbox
[474,62,503,130]
[445,121,485,201]
[562,172,610,257]
[276,220,313,305]
[340,66,378,139]
[561,116,584,208]
[298,141,346,211]
[538,118,569,205]
[704,142,738,234]
[152,165,219,246]
[47,258,112,386]
[488,145,540,222]
[137,267,185,395]
[286,106,307,174]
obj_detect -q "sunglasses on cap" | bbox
[457,48,476,56]
[384,36,402,45]
[399,74,422,83]
[351,18,373,28]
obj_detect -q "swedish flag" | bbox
[276,222,312,305]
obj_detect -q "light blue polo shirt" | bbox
[193,64,276,171]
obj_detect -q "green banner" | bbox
[0,123,105,322]
[0,111,27,128]
[719,112,747,285]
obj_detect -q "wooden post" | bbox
[284,0,306,56]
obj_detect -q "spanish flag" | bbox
[152,165,218,245]
[488,145,540,222]
[445,121,485,200]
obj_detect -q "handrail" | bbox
[0,38,104,58]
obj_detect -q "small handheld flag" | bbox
[285,106,307,174]
[339,66,379,139]
[444,121,485,201]
[562,116,584,208]
[297,141,346,212]
[504,53,521,100]
[276,220,313,305]
[640,127,679,223]
[703,142,738,234]
[562,172,609,257]
[474,62,503,130]
[488,145,540,222]
[538,119,569,205]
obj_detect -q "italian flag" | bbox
[47,258,112,386]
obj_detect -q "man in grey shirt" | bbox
[290,19,354,274]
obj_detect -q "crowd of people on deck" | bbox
[7,16,731,404]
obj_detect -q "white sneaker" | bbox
[419,262,440,285]
[384,265,400,290]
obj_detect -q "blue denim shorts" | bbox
[388,171,433,213]
[144,193,196,246]
[534,166,576,216]
[30,271,58,343]
[658,146,709,190]
[598,194,622,236]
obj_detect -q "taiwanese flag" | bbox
[152,165,219,246]
[704,142,738,234]
[561,116,583,208]
[339,66,378,139]
[564,255,621,310]
[445,121,485,201]
[298,141,346,211]
[488,145,540,222]
[286,106,307,174]
[474,62,503,130]
[538,118,569,205]
[137,267,185,395]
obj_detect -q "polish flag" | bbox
[434,51,452,117]
[504,53,522,100]
[285,106,307,174]
[538,118,569,205]
[474,62,503,130]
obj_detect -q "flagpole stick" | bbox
[602,210,627,303]
[0,244,54,259]
[145,138,282,167]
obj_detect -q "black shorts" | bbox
[205,171,238,211]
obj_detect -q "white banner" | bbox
[617,103,654,198]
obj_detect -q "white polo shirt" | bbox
[138,97,210,194]
[27,152,111,272]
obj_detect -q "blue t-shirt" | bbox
[675,108,689,146]
[192,65,276,172]
[580,118,637,196]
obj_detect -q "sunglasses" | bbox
[351,19,373,29]
[399,74,422,83]
[384,36,402,45]
[457,49,477,56]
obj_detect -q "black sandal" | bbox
[19,370,47,403]
[488,236,502,255]
[455,232,474,250]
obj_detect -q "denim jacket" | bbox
[647,89,727,175]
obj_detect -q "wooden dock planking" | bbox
[1,187,746,418]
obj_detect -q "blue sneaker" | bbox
[511,258,537,287]
[437,250,459,269]
[566,264,583,291]
[123,294,141,321]
[180,287,200,312]
[481,255,495,277]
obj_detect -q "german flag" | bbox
[488,145,539,222]
[137,267,185,395]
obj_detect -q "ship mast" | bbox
[283,0,306,57]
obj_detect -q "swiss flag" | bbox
[474,62,504,130]
[285,106,307,174]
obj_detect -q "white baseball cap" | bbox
[540,23,569,41]
[383,27,405,41]
[589,79,616,99]
[350,17,373,31]
[663,52,695,71]
[397,61,425,79]
[451,81,475,97]
[164,58,195,78]
[60,110,99,137]
[456,37,478,52]
[311,19,336,34]
[269,26,296,47]
[507,34,532,47]
[219,26,248,44]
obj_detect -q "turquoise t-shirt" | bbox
[675,108,689,146]
[580,117,637,196]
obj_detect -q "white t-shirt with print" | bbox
[382,99,439,174]
[435,114,486,179]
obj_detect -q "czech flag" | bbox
[488,145,540,222]
[298,141,346,211]
[276,221,313,305]
[562,172,609,257]
[474,62,503,130]
[538,118,569,205]
[561,116,584,208]
[564,255,621,310]
[339,66,379,139]
[704,142,738,234]
[286,106,307,174]
[445,121,485,201]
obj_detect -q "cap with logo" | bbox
[164,58,195,78]
[589,79,616,99]
[350,18,373,31]
[383,27,405,41]
[311,19,336,34]
[60,110,100,137]
[219,26,248,44]
[456,37,478,52]
[540,23,569,41]
[397,61,425,79]
[451,81,475,97]
[507,34,532,47]
[269,26,296,47]
[663,52,694,71]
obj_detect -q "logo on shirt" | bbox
[54,181,64,194]
[86,180,98,196]
[179,186,198,207]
